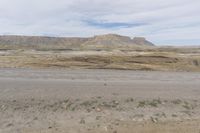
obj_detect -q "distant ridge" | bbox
[0,34,154,50]
[82,34,154,46]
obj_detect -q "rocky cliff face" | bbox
[83,34,135,46]
[0,35,88,46]
[0,34,154,49]
[133,37,154,46]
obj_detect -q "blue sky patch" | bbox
[85,20,147,29]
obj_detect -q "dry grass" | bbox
[0,49,200,71]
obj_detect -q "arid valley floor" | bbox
[0,35,200,133]
[0,68,200,133]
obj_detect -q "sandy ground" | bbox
[0,68,200,133]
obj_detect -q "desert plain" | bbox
[0,34,200,133]
[0,68,200,133]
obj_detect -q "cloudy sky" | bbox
[0,0,199,45]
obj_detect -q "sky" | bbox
[0,0,200,45]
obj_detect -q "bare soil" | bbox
[0,69,200,133]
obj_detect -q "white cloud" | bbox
[0,0,199,45]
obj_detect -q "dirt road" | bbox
[0,68,200,133]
